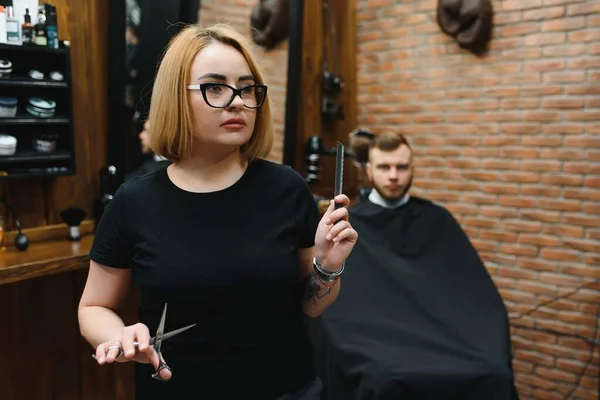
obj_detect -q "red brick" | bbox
[522,136,562,147]
[572,109,600,121]
[446,181,480,191]
[482,136,519,146]
[480,206,518,218]
[520,161,560,172]
[502,23,541,36]
[568,57,600,69]
[542,224,584,239]
[463,217,499,229]
[563,162,600,174]
[481,159,520,170]
[543,43,587,57]
[542,123,584,135]
[524,111,561,122]
[569,28,600,42]
[503,0,543,10]
[523,6,565,21]
[515,350,555,367]
[542,16,585,31]
[542,98,584,109]
[500,123,540,134]
[583,201,600,213]
[538,199,581,212]
[504,220,542,233]
[563,240,600,253]
[520,185,561,196]
[484,87,520,97]
[567,1,600,15]
[525,32,566,46]
[541,248,581,262]
[535,342,574,359]
[563,213,600,227]
[539,272,581,287]
[517,280,558,295]
[540,149,583,160]
[544,71,585,83]
[567,84,600,95]
[519,233,560,246]
[502,47,543,60]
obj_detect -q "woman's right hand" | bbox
[94,323,172,381]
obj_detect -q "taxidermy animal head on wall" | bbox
[436,0,494,57]
[250,0,290,51]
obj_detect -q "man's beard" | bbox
[374,175,413,202]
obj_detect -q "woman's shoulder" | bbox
[115,168,167,199]
[250,158,306,184]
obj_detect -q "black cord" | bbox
[509,279,600,399]
[510,279,598,321]
[0,196,22,233]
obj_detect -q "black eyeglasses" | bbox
[186,83,268,109]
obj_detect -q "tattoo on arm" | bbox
[303,270,331,305]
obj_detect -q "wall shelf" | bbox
[0,77,68,88]
[0,115,70,125]
[0,41,75,179]
[0,42,68,54]
[0,150,71,163]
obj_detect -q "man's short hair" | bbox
[370,132,411,152]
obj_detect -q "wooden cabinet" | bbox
[0,235,138,399]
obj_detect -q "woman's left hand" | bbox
[314,194,358,271]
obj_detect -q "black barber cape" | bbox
[307,195,519,400]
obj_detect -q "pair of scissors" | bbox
[151,303,188,381]
[93,303,196,381]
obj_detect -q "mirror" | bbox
[106,0,199,183]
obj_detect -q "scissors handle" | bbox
[151,360,172,382]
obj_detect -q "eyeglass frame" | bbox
[186,82,268,109]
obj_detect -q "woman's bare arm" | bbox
[78,261,133,348]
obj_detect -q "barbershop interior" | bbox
[0,0,598,399]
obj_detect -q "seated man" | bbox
[307,132,519,400]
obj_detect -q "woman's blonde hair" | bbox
[148,23,273,162]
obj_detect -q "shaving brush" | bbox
[60,207,86,241]
[348,128,375,199]
[348,128,374,166]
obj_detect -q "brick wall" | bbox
[199,0,288,162]
[356,0,599,399]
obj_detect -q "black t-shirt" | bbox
[90,159,321,399]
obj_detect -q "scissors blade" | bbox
[149,324,196,346]
[154,303,168,354]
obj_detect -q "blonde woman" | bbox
[78,23,357,399]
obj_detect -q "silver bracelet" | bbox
[313,257,345,282]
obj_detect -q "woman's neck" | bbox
[168,149,248,193]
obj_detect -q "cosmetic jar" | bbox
[0,97,17,118]
[28,69,44,80]
[0,60,12,79]
[49,71,64,81]
[33,133,58,153]
[26,98,56,118]
[0,134,17,156]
